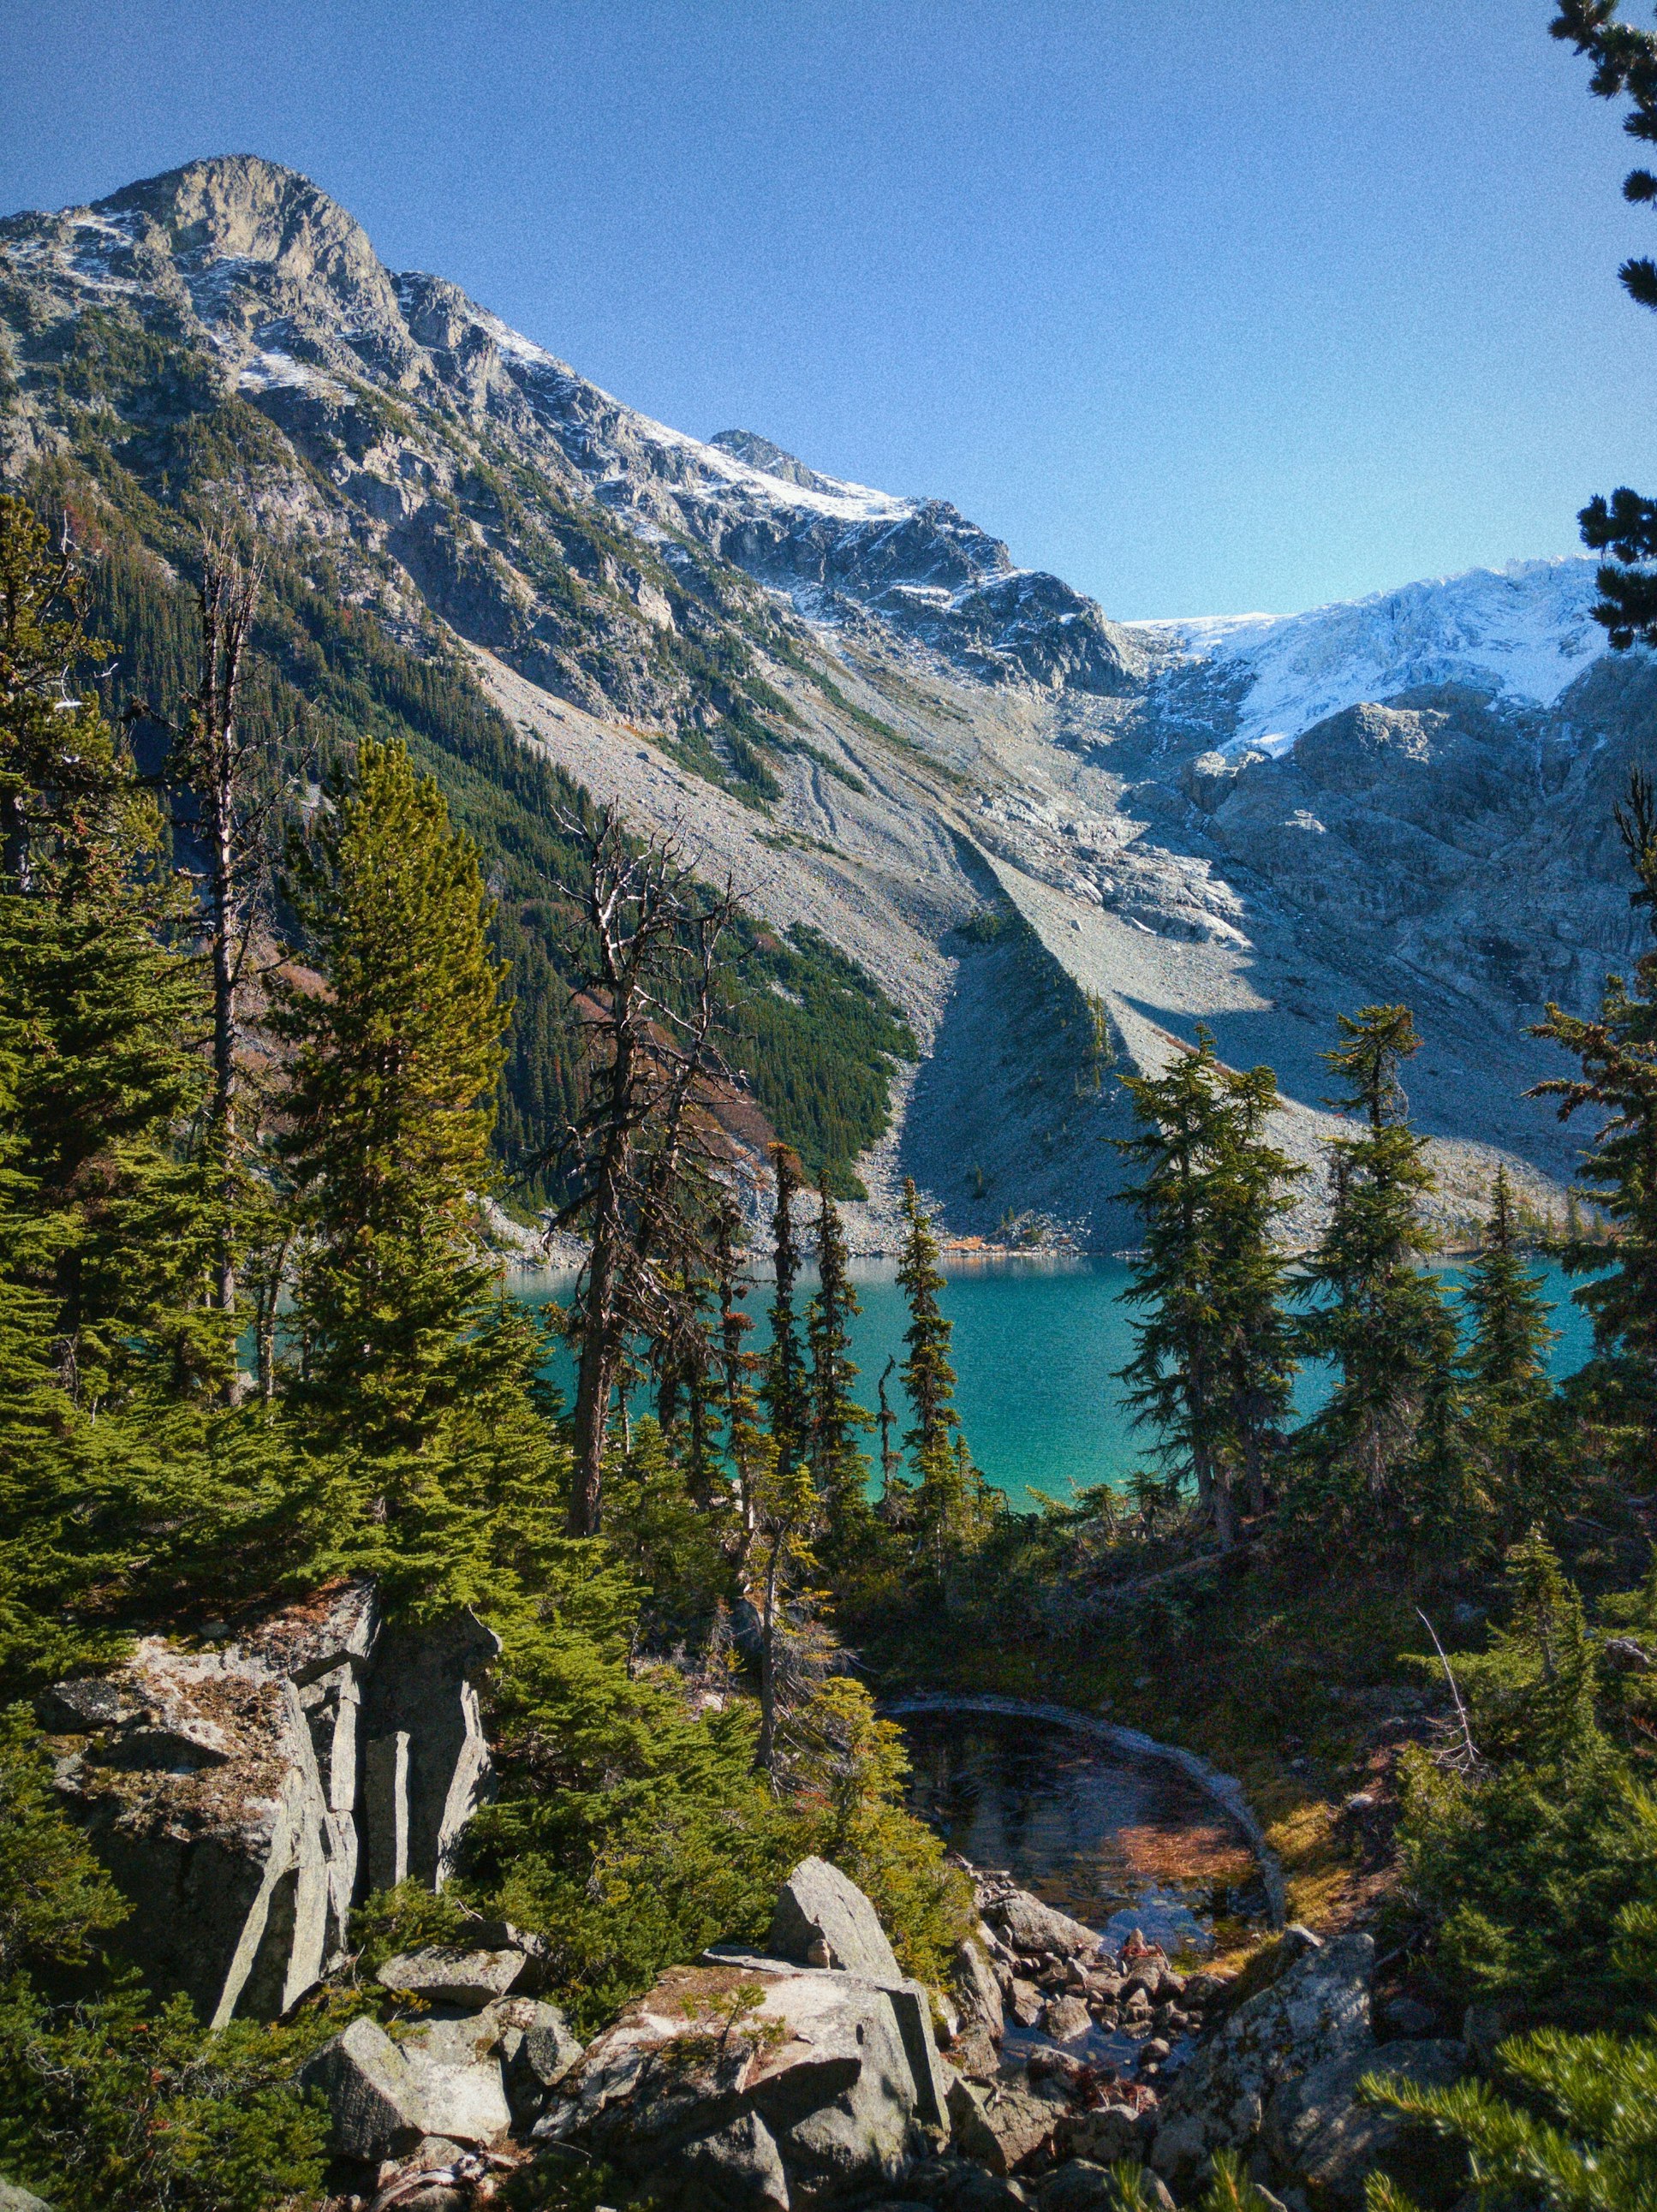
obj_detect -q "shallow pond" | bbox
[897,1706,1269,2068]
[897,1707,1268,1957]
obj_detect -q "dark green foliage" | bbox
[1292,1006,1461,1540]
[0,1976,328,2212]
[1116,1030,1300,1547]
[277,736,510,1467]
[1364,2027,1657,2211]
[1394,1541,1657,2026]
[1553,1,1657,647]
[765,1144,808,1471]
[1459,1167,1566,1533]
[893,1178,995,1568]
[807,1172,873,1538]
[0,1714,326,2212]
[1533,770,1657,1455]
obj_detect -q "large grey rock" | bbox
[770,1854,904,1982]
[1152,1932,1375,2194]
[677,2110,791,2210]
[393,2012,513,2145]
[378,1944,525,2006]
[1262,2037,1466,2209]
[953,1938,1004,2042]
[1058,2106,1142,2166]
[0,2184,56,2212]
[946,2077,1060,2177]
[493,1994,585,2124]
[299,2014,426,2161]
[537,1959,948,2202]
[984,1891,1098,1960]
[43,1589,371,2027]
[361,1608,502,1887]
[44,1585,507,2027]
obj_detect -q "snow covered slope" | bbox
[1137,556,1609,754]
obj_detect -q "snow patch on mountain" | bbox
[1139,555,1608,753]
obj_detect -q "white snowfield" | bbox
[1134,555,1610,754]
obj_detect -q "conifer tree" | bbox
[897,1178,990,1565]
[1460,1166,1561,1530]
[0,494,127,885]
[897,1177,957,1464]
[278,737,510,1488]
[1118,1033,1299,1547]
[1552,2,1657,645]
[0,497,221,1409]
[765,1142,807,1473]
[807,1170,873,1532]
[1532,771,1657,1452]
[1295,1005,1459,1535]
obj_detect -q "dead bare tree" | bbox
[183,525,264,1332]
[541,805,742,1535]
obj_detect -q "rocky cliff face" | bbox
[39,1584,499,2026]
[2,152,1649,1244]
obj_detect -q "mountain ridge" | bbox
[3,151,1652,1246]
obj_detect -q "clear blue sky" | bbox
[2,1,1653,617]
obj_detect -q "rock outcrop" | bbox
[39,1585,500,2024]
[1152,1928,1391,2197]
[531,1858,966,2207]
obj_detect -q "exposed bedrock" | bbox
[37,1583,500,2024]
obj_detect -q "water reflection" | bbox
[900,1709,1265,1959]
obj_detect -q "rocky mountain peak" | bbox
[709,427,841,494]
[98,153,389,304]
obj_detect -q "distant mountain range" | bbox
[3,153,1651,1246]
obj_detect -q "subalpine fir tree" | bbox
[765,1143,807,1475]
[807,1170,873,1536]
[1118,1033,1299,1547]
[0,498,240,1680]
[897,1178,991,1565]
[0,498,222,1409]
[897,1177,957,1464]
[278,737,509,1493]
[1533,771,1657,1456]
[1459,1166,1561,1531]
[1295,1005,1459,1535]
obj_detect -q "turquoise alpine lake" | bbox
[511,1254,1595,1511]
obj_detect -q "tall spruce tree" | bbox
[1295,1005,1459,1535]
[806,1170,873,1535]
[765,1142,807,1474]
[897,1178,991,1565]
[0,497,235,1679]
[278,737,510,1490]
[1117,1033,1299,1547]
[1459,1166,1561,1533]
[0,497,221,1410]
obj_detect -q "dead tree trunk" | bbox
[546,808,739,1535]
[186,529,263,1372]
